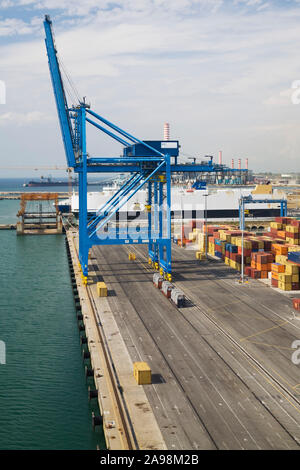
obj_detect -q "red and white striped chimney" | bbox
[164,122,170,141]
[238,158,241,170]
[219,150,222,165]
[231,159,234,169]
[245,158,248,170]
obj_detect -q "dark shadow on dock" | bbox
[151,373,166,384]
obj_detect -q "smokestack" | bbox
[238,158,241,170]
[219,150,222,165]
[164,122,170,141]
[245,158,248,170]
[231,159,234,169]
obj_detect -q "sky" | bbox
[1,0,300,176]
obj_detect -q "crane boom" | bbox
[44,15,76,167]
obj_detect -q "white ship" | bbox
[58,182,287,223]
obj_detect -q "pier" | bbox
[66,228,300,450]
[16,193,63,235]
[0,191,69,200]
[0,224,16,230]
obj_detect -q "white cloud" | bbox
[0,111,51,125]
[1,1,300,172]
[0,17,34,36]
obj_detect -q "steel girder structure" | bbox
[44,15,173,280]
[44,15,248,281]
[239,196,287,230]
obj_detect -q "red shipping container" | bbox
[238,247,252,257]
[291,219,300,227]
[263,241,272,251]
[292,298,300,309]
[251,269,261,279]
[245,266,252,276]
[286,232,299,239]
[275,217,292,224]
[271,278,278,287]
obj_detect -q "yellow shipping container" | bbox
[133,362,152,385]
[286,225,298,233]
[278,281,292,291]
[285,263,299,274]
[278,273,292,283]
[97,281,108,297]
[196,251,206,260]
[236,238,252,249]
[275,255,288,264]
[225,257,230,265]
[270,222,282,229]
[292,274,299,282]
[287,245,300,252]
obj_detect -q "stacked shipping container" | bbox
[193,217,300,292]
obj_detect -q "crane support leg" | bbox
[78,108,89,279]
[158,155,172,280]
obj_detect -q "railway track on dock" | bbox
[127,245,300,448]
[67,233,136,450]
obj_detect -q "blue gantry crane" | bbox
[239,195,287,230]
[44,15,248,283]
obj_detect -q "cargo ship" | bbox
[23,176,73,187]
[58,183,287,223]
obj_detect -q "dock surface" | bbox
[89,242,300,450]
[67,229,300,449]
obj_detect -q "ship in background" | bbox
[58,182,287,223]
[23,175,103,187]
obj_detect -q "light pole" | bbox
[203,193,209,258]
[240,197,245,283]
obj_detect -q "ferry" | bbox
[58,182,287,223]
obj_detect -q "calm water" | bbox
[0,198,105,449]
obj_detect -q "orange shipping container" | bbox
[271,263,285,273]
[256,263,268,271]
[272,244,288,255]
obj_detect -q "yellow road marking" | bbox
[244,340,294,351]
[240,321,289,342]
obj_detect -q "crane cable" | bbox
[57,54,81,105]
